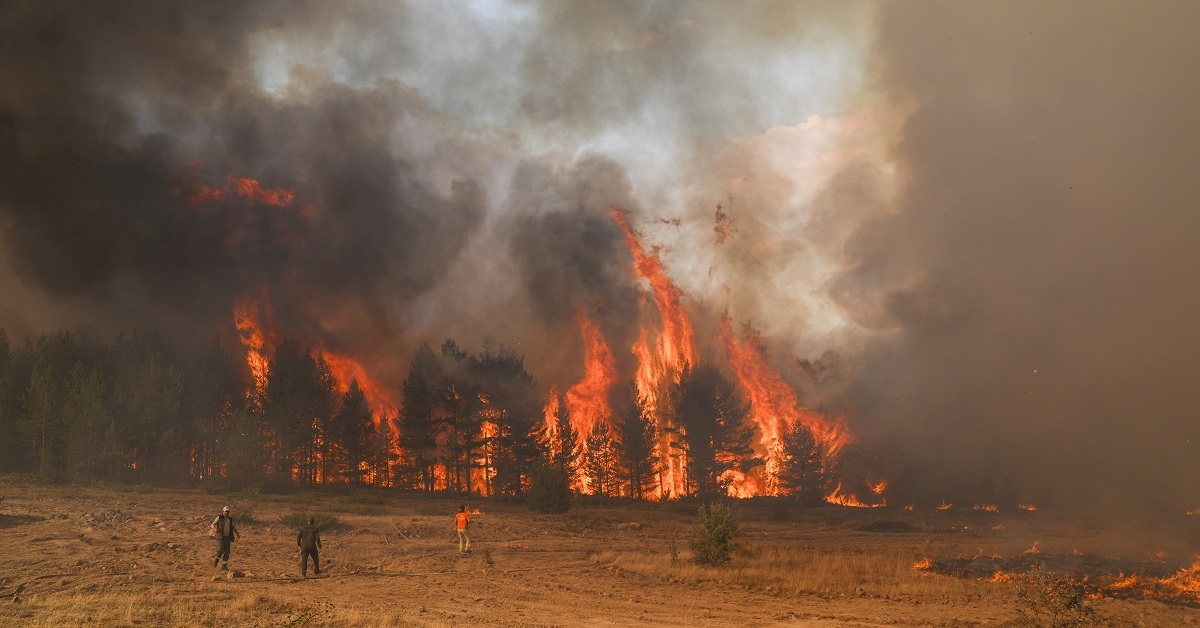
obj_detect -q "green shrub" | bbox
[526,459,572,514]
[689,502,739,566]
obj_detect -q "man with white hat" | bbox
[210,506,240,571]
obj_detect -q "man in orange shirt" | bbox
[455,505,471,554]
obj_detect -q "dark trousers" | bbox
[215,539,231,568]
[300,547,320,576]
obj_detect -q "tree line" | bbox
[0,328,833,501]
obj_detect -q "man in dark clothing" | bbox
[297,516,322,577]
[211,505,240,570]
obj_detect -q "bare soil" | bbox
[1,480,1198,627]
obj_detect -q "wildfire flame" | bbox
[824,481,885,508]
[542,309,620,493]
[610,208,696,370]
[184,173,297,208]
[718,313,854,497]
[233,291,276,397]
[1018,504,1038,512]
[611,207,698,498]
[563,309,619,441]
[319,349,399,420]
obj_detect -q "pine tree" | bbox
[580,423,620,497]
[615,381,657,500]
[432,340,484,493]
[778,422,832,504]
[546,394,579,481]
[676,365,754,499]
[262,340,336,485]
[61,362,106,480]
[470,343,540,496]
[397,344,443,490]
[331,380,374,484]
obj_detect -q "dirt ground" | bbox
[1,480,1198,627]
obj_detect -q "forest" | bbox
[0,328,832,502]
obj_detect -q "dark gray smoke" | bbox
[836,1,1200,511]
[8,1,1188,512]
[0,2,486,375]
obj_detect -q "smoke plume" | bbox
[2,1,1194,509]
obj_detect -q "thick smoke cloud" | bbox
[9,0,1190,512]
[0,2,487,369]
[840,1,1200,511]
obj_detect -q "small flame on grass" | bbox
[989,571,1020,583]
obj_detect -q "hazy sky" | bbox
[1,0,1196,510]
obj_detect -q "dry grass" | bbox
[13,589,287,627]
[4,481,1200,626]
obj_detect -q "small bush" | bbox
[282,598,335,627]
[237,509,262,526]
[689,502,739,566]
[1014,564,1102,627]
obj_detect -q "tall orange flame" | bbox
[610,207,697,498]
[563,309,619,440]
[610,208,697,369]
[718,313,852,496]
[319,349,399,421]
[232,291,277,397]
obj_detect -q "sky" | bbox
[1,0,1197,511]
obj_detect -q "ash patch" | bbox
[927,553,1170,579]
[0,514,44,528]
[920,552,1200,607]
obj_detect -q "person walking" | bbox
[455,505,471,554]
[210,505,240,571]
[297,516,322,577]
